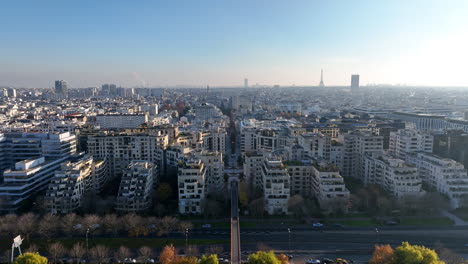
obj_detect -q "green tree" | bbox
[247,251,281,264]
[392,242,444,264]
[199,254,219,264]
[14,253,48,264]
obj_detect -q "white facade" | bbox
[298,132,331,160]
[178,158,206,214]
[407,152,468,208]
[261,156,290,215]
[363,153,423,199]
[115,161,156,212]
[311,162,350,210]
[389,129,433,160]
[95,114,149,129]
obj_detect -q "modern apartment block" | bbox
[194,151,224,194]
[311,161,350,210]
[298,132,331,160]
[3,132,77,166]
[389,129,433,160]
[286,159,314,196]
[115,161,156,212]
[339,131,383,179]
[261,156,290,215]
[178,158,206,214]
[45,155,109,214]
[87,132,168,177]
[363,153,423,199]
[407,152,468,208]
[0,156,69,212]
[95,113,149,129]
[243,151,265,193]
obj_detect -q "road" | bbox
[230,181,241,264]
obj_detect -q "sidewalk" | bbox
[442,210,468,226]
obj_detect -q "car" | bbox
[312,222,324,227]
[202,224,212,229]
[384,220,399,226]
[306,259,321,264]
[332,223,343,228]
[321,258,335,264]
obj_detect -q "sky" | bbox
[1,0,468,88]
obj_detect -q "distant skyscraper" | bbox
[55,80,68,94]
[319,69,325,87]
[244,78,249,88]
[351,74,360,89]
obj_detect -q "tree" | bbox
[25,244,39,254]
[156,183,173,201]
[114,246,131,262]
[178,221,193,233]
[369,244,394,264]
[247,251,281,264]
[277,254,289,264]
[38,214,60,240]
[0,214,18,238]
[239,181,250,208]
[159,244,176,264]
[18,213,37,242]
[138,246,153,263]
[392,242,444,264]
[157,216,179,237]
[203,199,223,218]
[83,214,101,234]
[288,195,305,219]
[122,213,147,237]
[61,213,80,237]
[69,243,86,263]
[14,253,48,264]
[185,245,199,257]
[199,255,219,264]
[102,214,121,237]
[48,242,66,264]
[249,198,265,218]
[89,245,110,264]
[204,245,224,255]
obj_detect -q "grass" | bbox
[0,238,229,251]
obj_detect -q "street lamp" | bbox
[287,228,291,252]
[86,228,90,259]
[185,228,189,250]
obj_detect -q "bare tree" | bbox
[138,246,153,263]
[185,245,199,257]
[0,214,18,238]
[18,213,37,242]
[69,243,86,263]
[62,213,80,237]
[38,214,60,240]
[256,242,270,252]
[83,214,102,234]
[25,244,39,253]
[204,245,224,255]
[114,246,131,262]
[122,213,148,237]
[102,214,121,237]
[48,242,66,264]
[89,245,110,264]
[157,216,179,237]
[178,221,193,233]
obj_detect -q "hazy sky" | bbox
[1,0,468,88]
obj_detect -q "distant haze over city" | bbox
[1,0,468,88]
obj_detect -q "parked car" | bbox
[321,258,335,264]
[202,224,212,229]
[312,222,324,227]
[306,259,321,264]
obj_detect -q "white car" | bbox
[306,259,321,264]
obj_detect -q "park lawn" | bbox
[0,238,229,251]
[399,217,453,226]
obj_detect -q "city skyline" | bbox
[1,0,468,88]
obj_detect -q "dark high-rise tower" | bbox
[55,80,68,94]
[319,69,325,87]
[351,74,360,90]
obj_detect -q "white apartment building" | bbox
[194,151,224,194]
[298,132,330,160]
[0,157,69,212]
[115,161,156,212]
[193,103,223,120]
[286,159,314,197]
[178,158,206,214]
[363,153,423,199]
[95,113,149,129]
[277,102,302,115]
[311,161,350,210]
[87,133,168,177]
[45,155,109,214]
[389,129,433,160]
[407,152,468,208]
[330,141,344,169]
[261,156,290,215]
[339,131,383,179]
[243,151,265,192]
[201,130,227,153]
